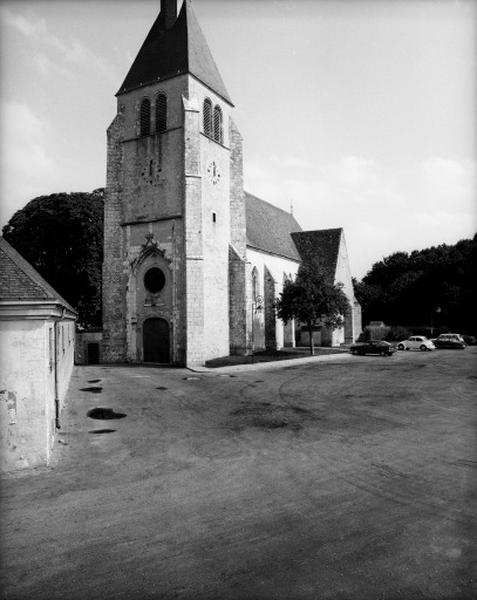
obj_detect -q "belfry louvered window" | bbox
[140,98,151,136]
[213,105,223,144]
[203,98,212,136]
[156,93,167,133]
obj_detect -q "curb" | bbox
[188,351,352,374]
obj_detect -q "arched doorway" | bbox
[143,318,170,363]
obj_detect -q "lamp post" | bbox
[430,306,441,337]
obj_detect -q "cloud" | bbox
[0,101,59,224]
[33,53,73,80]
[244,153,476,278]
[269,154,313,170]
[1,7,118,85]
[1,8,47,37]
[419,156,476,214]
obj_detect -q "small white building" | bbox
[0,237,77,472]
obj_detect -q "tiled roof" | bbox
[291,228,343,282]
[118,0,232,104]
[0,237,74,310]
[245,193,302,261]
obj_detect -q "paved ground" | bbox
[1,348,476,600]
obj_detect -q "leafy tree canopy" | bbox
[276,260,349,354]
[354,234,477,334]
[2,190,104,328]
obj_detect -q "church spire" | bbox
[117,0,232,105]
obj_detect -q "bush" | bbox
[2,190,104,327]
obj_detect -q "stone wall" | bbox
[264,266,277,350]
[102,110,127,363]
[103,78,189,365]
[333,231,362,344]
[0,316,75,472]
[228,119,247,355]
[246,247,300,350]
[229,245,247,355]
[183,95,205,367]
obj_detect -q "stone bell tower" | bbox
[102,0,247,367]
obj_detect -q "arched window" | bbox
[252,267,259,302]
[140,98,151,136]
[213,105,223,144]
[156,93,167,133]
[203,98,212,136]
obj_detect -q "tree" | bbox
[275,260,350,355]
[354,234,477,334]
[2,190,104,327]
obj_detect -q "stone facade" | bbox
[101,0,361,367]
[246,247,300,351]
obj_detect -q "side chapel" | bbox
[102,0,361,367]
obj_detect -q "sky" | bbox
[0,0,475,279]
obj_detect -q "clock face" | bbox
[207,161,221,185]
[140,158,161,186]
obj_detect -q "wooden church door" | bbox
[143,318,170,363]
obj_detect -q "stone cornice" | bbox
[0,300,77,321]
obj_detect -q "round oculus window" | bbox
[144,267,165,293]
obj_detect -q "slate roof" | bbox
[0,237,75,311]
[291,228,343,283]
[118,0,232,104]
[245,193,302,261]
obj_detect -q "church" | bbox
[101,0,361,368]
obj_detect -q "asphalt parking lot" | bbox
[1,347,476,600]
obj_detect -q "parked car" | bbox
[432,333,466,349]
[397,336,435,351]
[350,340,396,356]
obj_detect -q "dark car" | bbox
[350,340,396,356]
[432,333,466,349]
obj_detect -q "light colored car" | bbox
[397,336,435,351]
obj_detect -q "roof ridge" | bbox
[303,227,343,234]
[244,191,296,218]
[184,0,232,104]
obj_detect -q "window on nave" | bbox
[140,98,151,136]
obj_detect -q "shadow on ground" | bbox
[205,346,345,368]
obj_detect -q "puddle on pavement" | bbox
[156,386,168,390]
[88,379,101,383]
[80,387,103,393]
[88,429,117,434]
[87,408,127,420]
